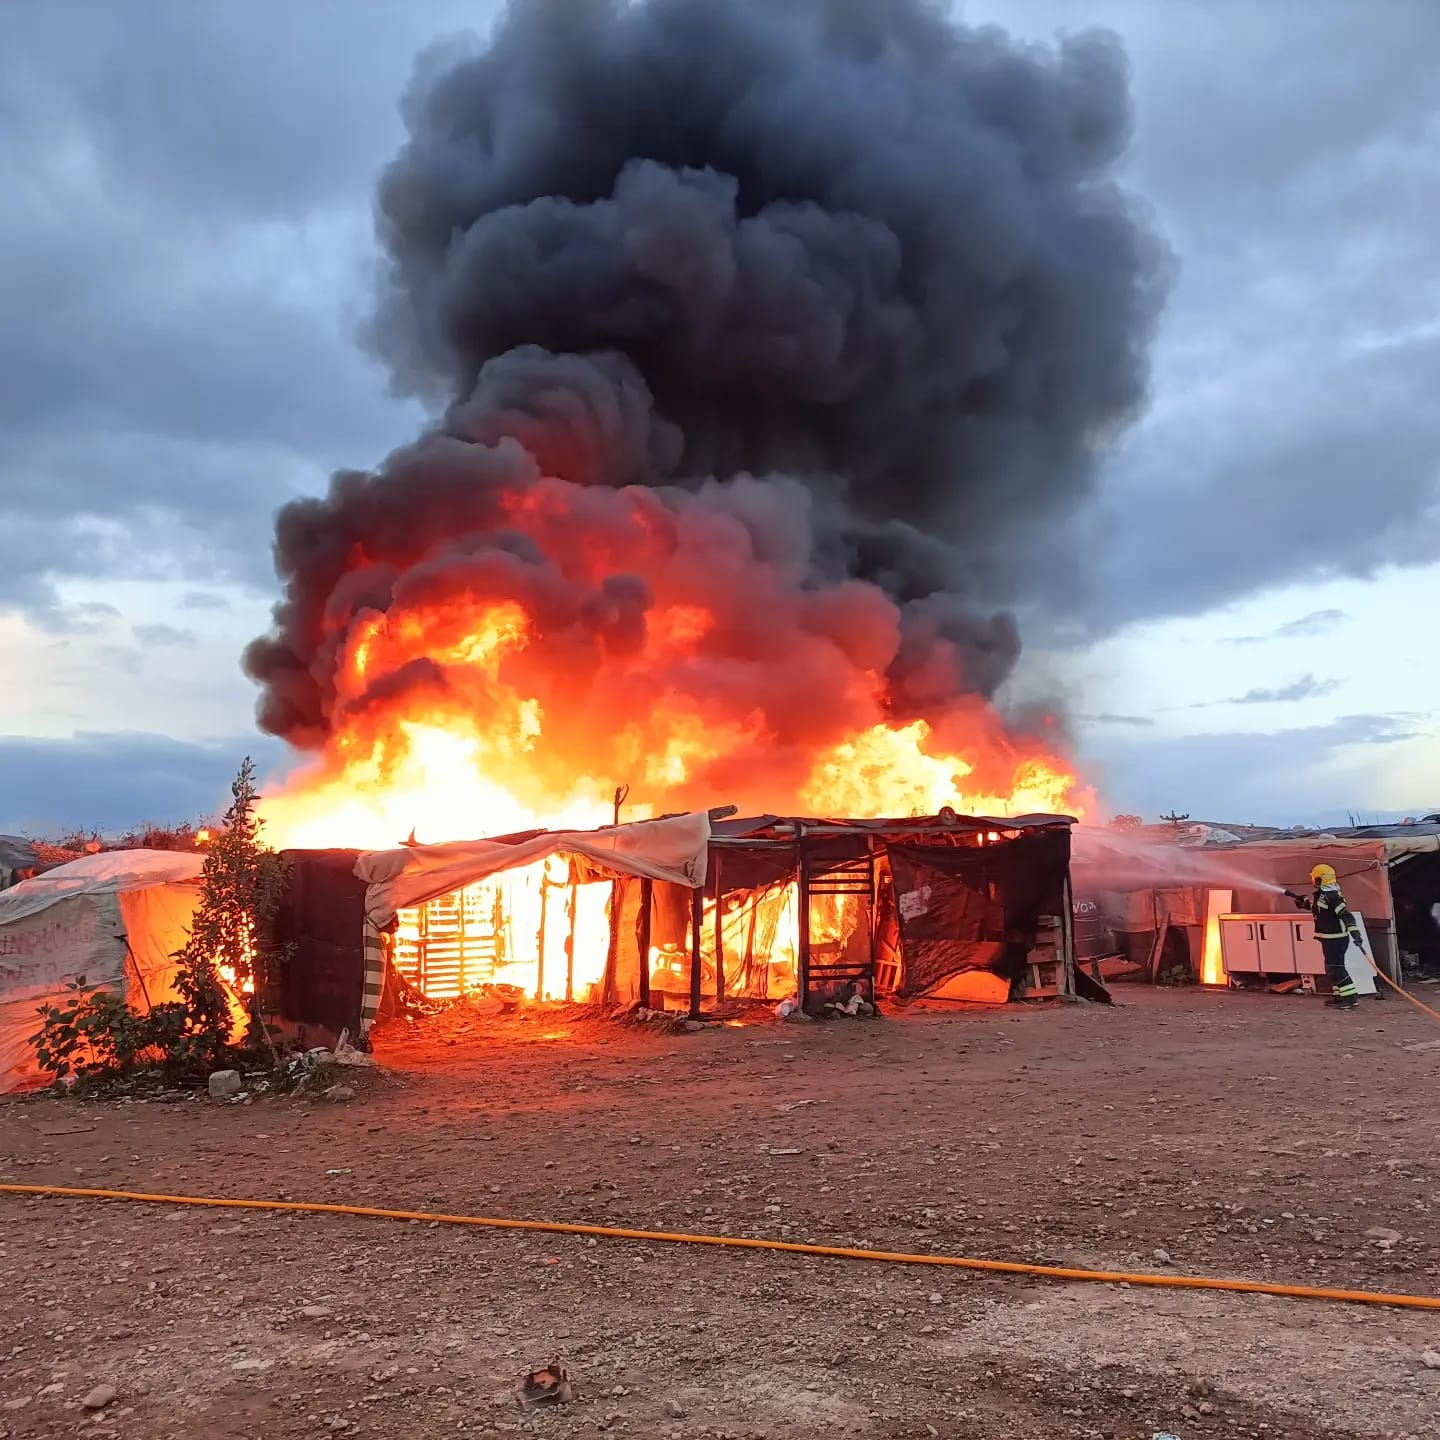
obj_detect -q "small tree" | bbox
[31,757,290,1089]
[174,757,287,1068]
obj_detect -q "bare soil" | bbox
[2,987,1439,1440]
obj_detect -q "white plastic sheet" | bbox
[0,858,201,1095]
[356,811,711,930]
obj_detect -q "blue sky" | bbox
[1,0,1436,835]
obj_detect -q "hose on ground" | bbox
[2,1182,1437,1312]
[1367,953,1440,1022]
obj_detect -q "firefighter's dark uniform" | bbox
[1301,884,1362,1006]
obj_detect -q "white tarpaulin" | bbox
[355,811,711,930]
[0,850,203,1095]
[0,849,203,925]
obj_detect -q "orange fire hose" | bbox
[3,1182,1438,1312]
[1367,953,1440,1022]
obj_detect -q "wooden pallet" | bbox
[1021,915,1065,997]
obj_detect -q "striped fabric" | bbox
[361,918,386,1036]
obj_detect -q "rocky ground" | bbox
[2,986,1439,1440]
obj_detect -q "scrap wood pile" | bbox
[29,838,89,867]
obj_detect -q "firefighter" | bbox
[1286,864,1368,1009]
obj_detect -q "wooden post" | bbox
[604,879,622,1007]
[745,891,759,972]
[565,877,578,1003]
[1061,870,1077,998]
[535,877,549,1002]
[712,853,726,1003]
[689,886,703,1020]
[637,878,653,1009]
[795,831,810,1013]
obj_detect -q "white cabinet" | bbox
[1221,913,1309,978]
[1220,912,1377,994]
[1219,918,1261,973]
[1289,919,1327,976]
[1256,918,1297,974]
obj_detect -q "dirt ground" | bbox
[2,986,1439,1440]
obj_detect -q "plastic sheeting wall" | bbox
[0,883,196,1095]
[890,828,1070,997]
[0,891,126,1094]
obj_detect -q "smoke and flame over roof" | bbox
[246,0,1166,848]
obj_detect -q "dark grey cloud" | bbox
[1078,712,1156,728]
[983,0,1440,636]
[1276,610,1349,640]
[0,731,285,835]
[1086,712,1423,824]
[0,1,480,619]
[1226,609,1349,646]
[27,601,121,637]
[1227,674,1342,706]
[3,0,1431,642]
[1082,0,1434,630]
[0,0,1436,832]
[1177,673,1342,710]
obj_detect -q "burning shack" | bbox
[259,807,1078,1048]
[674,811,1079,1013]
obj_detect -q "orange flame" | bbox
[1201,889,1231,986]
[258,517,1089,1006]
[261,605,1085,852]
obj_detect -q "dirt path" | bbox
[2,988,1438,1439]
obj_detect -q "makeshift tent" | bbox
[0,835,40,891]
[0,849,203,1094]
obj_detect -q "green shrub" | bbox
[29,757,289,1091]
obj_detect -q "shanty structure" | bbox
[261,811,713,1046]
[1071,818,1440,990]
[624,812,1079,1016]
[0,849,204,1094]
[262,808,1080,1047]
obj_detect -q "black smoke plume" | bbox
[246,0,1167,796]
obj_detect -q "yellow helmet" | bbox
[1310,863,1337,887]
